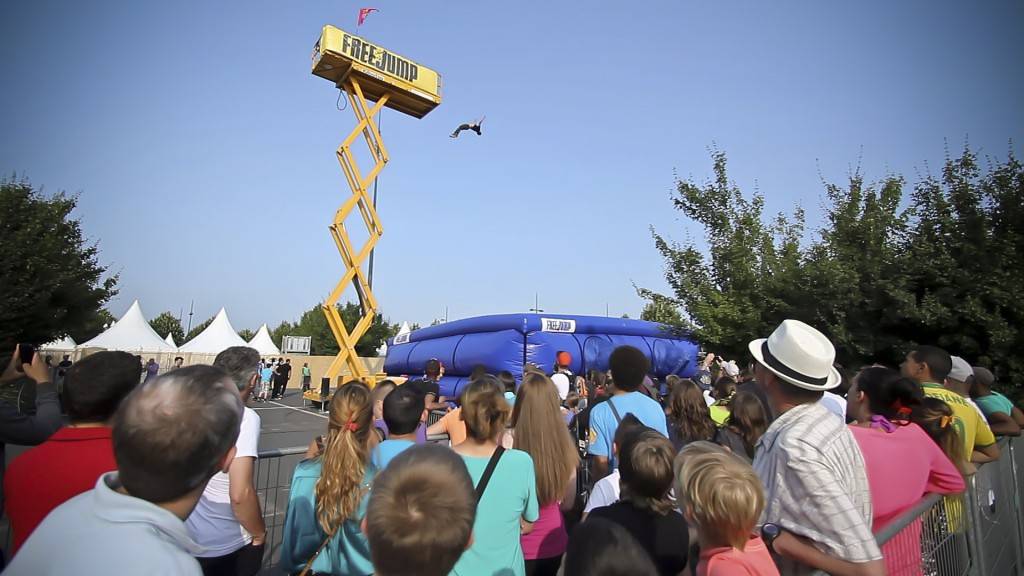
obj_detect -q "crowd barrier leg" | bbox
[1009,436,1024,576]
[253,448,308,575]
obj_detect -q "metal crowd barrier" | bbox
[253,446,308,574]
[253,434,451,574]
[872,435,1024,576]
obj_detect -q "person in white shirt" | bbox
[550,351,575,401]
[583,414,646,517]
[9,366,244,575]
[187,347,266,575]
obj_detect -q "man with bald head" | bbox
[8,365,243,575]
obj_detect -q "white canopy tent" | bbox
[40,335,76,350]
[178,308,248,355]
[397,322,412,336]
[247,324,281,356]
[79,300,177,352]
[164,333,177,348]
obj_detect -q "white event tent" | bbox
[178,308,248,355]
[40,335,76,350]
[79,300,177,352]
[247,324,281,356]
[164,333,177,348]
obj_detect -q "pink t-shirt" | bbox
[698,536,780,576]
[848,422,964,529]
[520,502,567,560]
[849,422,965,576]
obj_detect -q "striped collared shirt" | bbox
[754,402,880,575]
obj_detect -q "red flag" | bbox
[357,8,378,27]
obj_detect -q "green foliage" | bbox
[639,294,686,327]
[237,328,256,342]
[644,145,1024,398]
[150,311,185,345]
[185,316,214,342]
[0,178,118,349]
[270,302,399,357]
[642,149,809,360]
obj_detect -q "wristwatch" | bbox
[761,523,781,554]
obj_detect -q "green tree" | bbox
[272,302,398,357]
[237,328,256,342]
[270,320,297,350]
[150,311,185,345]
[644,145,1024,398]
[77,308,116,343]
[805,174,912,366]
[0,178,118,349]
[185,316,214,342]
[639,295,685,326]
[641,150,808,361]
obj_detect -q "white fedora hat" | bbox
[748,319,840,391]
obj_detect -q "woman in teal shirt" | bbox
[281,381,376,575]
[451,376,540,576]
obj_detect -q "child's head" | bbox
[712,376,737,402]
[383,385,425,436]
[318,381,374,533]
[912,396,969,475]
[365,444,476,576]
[497,370,516,394]
[612,413,645,457]
[460,375,510,442]
[618,428,676,515]
[676,445,764,550]
[565,391,581,411]
[563,517,658,576]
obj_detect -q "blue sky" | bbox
[2,0,1022,332]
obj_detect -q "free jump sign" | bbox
[541,318,577,333]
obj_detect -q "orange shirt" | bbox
[436,408,468,446]
[698,536,780,576]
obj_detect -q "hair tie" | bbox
[939,415,952,429]
[345,420,359,432]
[870,415,897,433]
[890,399,913,419]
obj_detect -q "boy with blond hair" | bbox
[364,444,476,576]
[676,444,780,576]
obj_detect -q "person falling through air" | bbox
[450,116,485,138]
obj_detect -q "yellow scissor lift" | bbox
[306,26,441,404]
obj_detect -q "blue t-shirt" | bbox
[280,459,374,576]
[371,439,415,471]
[587,392,669,461]
[451,449,539,576]
[260,367,273,383]
[976,391,1015,417]
[504,392,516,407]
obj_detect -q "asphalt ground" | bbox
[248,386,332,574]
[250,386,330,452]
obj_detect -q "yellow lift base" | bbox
[311,27,441,388]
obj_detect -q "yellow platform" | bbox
[311,25,442,118]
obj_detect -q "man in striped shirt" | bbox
[749,320,884,576]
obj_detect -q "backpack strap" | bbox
[607,397,623,424]
[475,446,506,503]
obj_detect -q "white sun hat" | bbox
[748,319,841,391]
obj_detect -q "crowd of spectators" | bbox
[0,314,1020,575]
